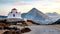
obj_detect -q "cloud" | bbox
[0,0,60,6]
[0,0,60,16]
[0,0,50,6]
[0,0,32,6]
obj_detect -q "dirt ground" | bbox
[0,25,60,34]
[40,25,60,29]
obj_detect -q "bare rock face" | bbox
[22,8,53,24]
[21,28,31,33]
[3,31,10,34]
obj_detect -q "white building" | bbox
[7,8,21,18]
[7,8,23,22]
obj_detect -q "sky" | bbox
[0,0,60,16]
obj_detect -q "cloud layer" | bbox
[0,0,60,15]
[0,0,60,6]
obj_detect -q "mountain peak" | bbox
[24,8,53,24]
[28,8,40,13]
[32,8,37,10]
[31,8,38,11]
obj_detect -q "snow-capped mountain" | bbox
[22,8,53,24]
[46,12,60,22]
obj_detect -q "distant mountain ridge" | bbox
[52,19,60,24]
[46,12,60,17]
[46,12,60,22]
[0,15,7,18]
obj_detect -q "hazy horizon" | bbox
[0,0,60,16]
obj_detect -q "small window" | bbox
[16,12,18,13]
[13,14,15,17]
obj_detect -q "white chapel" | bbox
[7,8,21,18]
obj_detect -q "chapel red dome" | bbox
[12,8,17,10]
